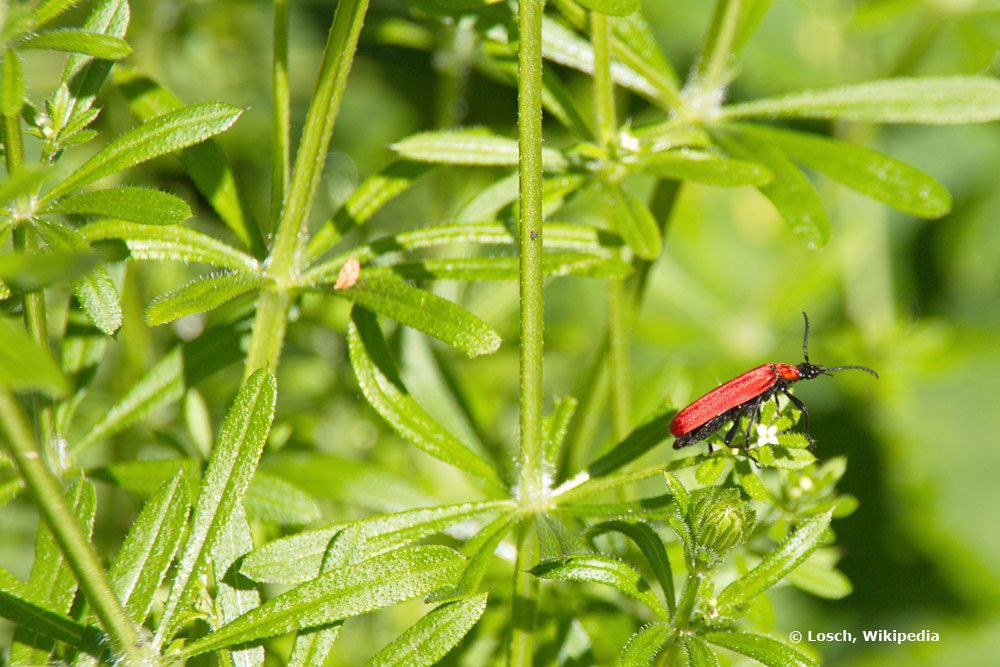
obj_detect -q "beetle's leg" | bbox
[782,389,815,452]
[742,399,764,467]
[723,417,741,448]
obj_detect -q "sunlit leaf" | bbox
[620,623,672,666]
[608,185,661,260]
[0,319,69,397]
[80,220,260,271]
[722,76,1000,124]
[1,49,25,116]
[0,568,103,657]
[684,635,722,667]
[391,128,567,171]
[588,521,675,614]
[18,29,131,59]
[428,513,516,603]
[385,253,632,282]
[702,632,816,667]
[635,150,772,186]
[532,554,669,620]
[45,103,243,201]
[785,549,852,600]
[365,595,487,666]
[145,271,264,326]
[180,545,465,657]
[213,506,264,667]
[716,511,832,613]
[575,0,639,17]
[44,187,192,225]
[0,250,99,290]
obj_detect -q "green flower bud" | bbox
[689,488,755,565]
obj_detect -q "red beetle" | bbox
[670,313,878,455]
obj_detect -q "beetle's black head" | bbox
[798,312,879,380]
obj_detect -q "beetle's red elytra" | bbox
[670,313,878,457]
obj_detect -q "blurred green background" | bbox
[4,1,1000,664]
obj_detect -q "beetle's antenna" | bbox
[823,365,879,379]
[801,312,811,363]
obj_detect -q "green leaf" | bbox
[0,318,69,397]
[0,166,49,207]
[180,545,465,658]
[341,273,501,358]
[18,29,131,59]
[663,473,690,515]
[635,150,772,186]
[588,521,675,615]
[532,554,669,620]
[33,0,90,28]
[587,405,675,477]
[241,500,509,585]
[575,0,639,17]
[44,102,243,201]
[620,623,672,666]
[245,472,322,527]
[608,186,661,260]
[108,474,190,625]
[716,511,832,613]
[48,0,129,140]
[611,13,680,105]
[308,161,434,259]
[391,128,567,171]
[156,369,276,643]
[0,249,99,290]
[543,396,577,477]
[702,632,816,667]
[114,68,264,256]
[44,186,192,225]
[730,123,951,218]
[786,549,852,600]
[11,478,95,665]
[1,49,24,116]
[80,220,260,271]
[0,568,103,657]
[713,127,830,248]
[428,513,516,603]
[453,170,519,223]
[722,76,1000,124]
[146,271,264,326]
[75,347,184,452]
[348,308,501,482]
[385,253,632,282]
[213,506,264,667]
[685,635,721,667]
[365,595,487,666]
[32,221,122,335]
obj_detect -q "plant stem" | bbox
[516,0,546,509]
[0,390,152,665]
[697,0,743,93]
[509,519,539,667]
[674,570,703,628]
[271,0,291,222]
[245,0,369,376]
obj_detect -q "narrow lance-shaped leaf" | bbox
[0,319,69,397]
[308,161,435,259]
[33,221,122,335]
[702,632,816,667]
[633,149,772,186]
[287,528,364,667]
[543,396,577,478]
[348,307,502,482]
[532,554,670,621]
[114,68,265,256]
[80,219,259,272]
[146,272,265,326]
[44,186,193,225]
[0,167,49,207]
[713,127,830,248]
[785,548,852,600]
[0,250,99,290]
[107,474,190,625]
[588,521,675,615]
[212,506,264,667]
[1,49,25,116]
[365,595,488,667]
[716,511,832,613]
[620,624,672,667]
[18,29,131,59]
[391,128,567,171]
[721,76,1000,124]
[730,123,951,218]
[428,513,516,603]
[684,635,723,667]
[179,546,466,658]
[608,185,661,260]
[385,253,632,282]
[575,0,639,18]
[245,472,322,527]
[34,0,91,28]
[44,103,243,202]
[154,369,277,646]
[587,405,675,477]
[241,500,510,585]
[339,272,501,358]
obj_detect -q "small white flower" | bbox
[755,423,779,448]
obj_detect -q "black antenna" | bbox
[801,312,811,363]
[823,365,880,379]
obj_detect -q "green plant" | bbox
[1,0,998,665]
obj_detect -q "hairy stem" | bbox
[674,570,703,628]
[271,0,291,222]
[697,0,743,92]
[509,519,540,667]
[0,390,152,665]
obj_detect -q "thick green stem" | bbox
[271,0,291,222]
[674,571,703,628]
[508,519,540,667]
[516,0,546,508]
[244,288,292,378]
[697,0,743,92]
[0,390,152,665]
